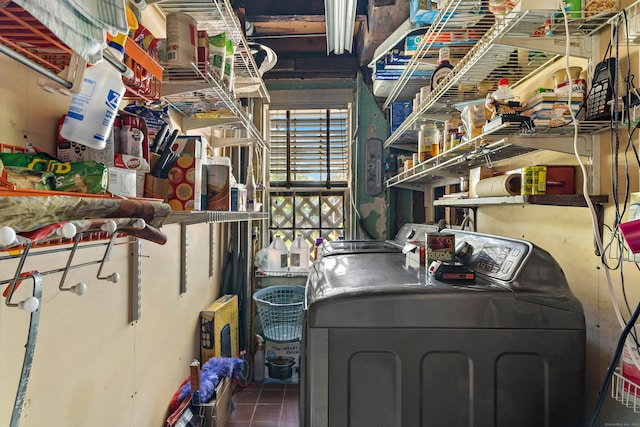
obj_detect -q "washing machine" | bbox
[300,223,585,427]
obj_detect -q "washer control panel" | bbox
[464,236,531,282]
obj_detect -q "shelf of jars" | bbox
[154,0,269,101]
[382,0,617,149]
[385,120,610,187]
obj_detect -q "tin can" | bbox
[166,13,198,67]
[426,233,456,265]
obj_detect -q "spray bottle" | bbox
[60,32,128,149]
[253,334,265,382]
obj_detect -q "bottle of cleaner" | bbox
[253,334,265,382]
[60,33,127,150]
[246,166,256,211]
[492,78,514,102]
[430,47,454,91]
[313,237,324,260]
[289,234,310,273]
[266,235,288,272]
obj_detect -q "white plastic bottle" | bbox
[253,334,265,382]
[289,234,310,273]
[266,235,288,272]
[60,33,127,150]
[492,78,515,102]
[246,166,256,211]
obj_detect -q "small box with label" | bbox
[200,295,239,364]
[264,339,300,384]
[167,136,206,211]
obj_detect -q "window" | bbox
[267,107,350,246]
[269,108,349,187]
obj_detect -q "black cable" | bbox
[589,300,640,426]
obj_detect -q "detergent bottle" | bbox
[289,234,310,273]
[60,32,128,149]
[253,334,265,382]
[266,235,288,272]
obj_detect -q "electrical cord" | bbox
[559,0,640,393]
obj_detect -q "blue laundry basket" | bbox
[253,285,305,342]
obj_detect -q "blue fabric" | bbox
[178,357,243,403]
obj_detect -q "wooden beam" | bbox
[249,15,326,36]
[257,36,327,54]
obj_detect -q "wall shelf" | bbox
[165,210,268,225]
[0,3,163,100]
[612,368,640,413]
[434,194,608,245]
[386,120,610,187]
[155,0,269,149]
[154,0,269,102]
[164,210,268,294]
[381,0,616,148]
[433,194,608,207]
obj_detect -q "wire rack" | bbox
[386,120,610,187]
[0,2,163,100]
[612,368,640,413]
[154,0,269,101]
[382,0,617,149]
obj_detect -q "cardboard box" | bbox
[206,157,231,211]
[200,295,239,364]
[390,101,413,133]
[167,136,207,211]
[108,167,137,197]
[264,339,300,384]
[199,376,232,427]
[57,115,115,166]
[545,166,576,195]
[410,0,438,24]
[231,184,247,211]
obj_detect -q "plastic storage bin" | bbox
[253,285,305,342]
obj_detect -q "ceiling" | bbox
[239,0,411,81]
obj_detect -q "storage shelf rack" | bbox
[382,0,616,149]
[0,2,163,101]
[154,0,269,102]
[165,210,268,294]
[386,120,610,187]
[154,0,269,149]
[612,368,640,413]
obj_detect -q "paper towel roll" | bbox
[475,174,521,197]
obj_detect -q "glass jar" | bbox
[418,123,439,162]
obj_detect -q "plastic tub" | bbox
[253,285,305,342]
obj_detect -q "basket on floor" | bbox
[253,285,305,342]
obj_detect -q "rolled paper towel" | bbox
[475,174,521,197]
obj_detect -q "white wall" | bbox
[474,49,640,423]
[0,53,226,427]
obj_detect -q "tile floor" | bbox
[228,381,299,426]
